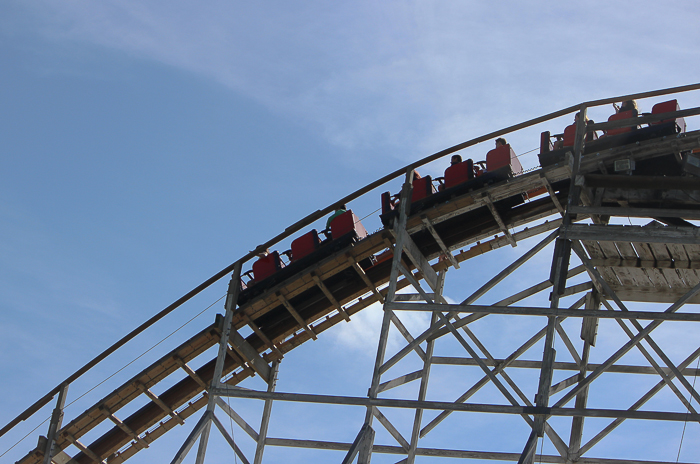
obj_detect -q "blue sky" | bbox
[2,1,700,463]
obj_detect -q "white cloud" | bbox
[15,1,700,160]
[332,292,431,357]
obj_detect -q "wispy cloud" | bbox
[15,1,700,161]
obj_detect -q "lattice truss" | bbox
[18,95,700,464]
[172,171,700,464]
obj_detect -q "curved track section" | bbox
[6,84,700,464]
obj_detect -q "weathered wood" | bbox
[346,253,385,304]
[565,224,700,244]
[214,397,259,441]
[421,216,460,268]
[310,271,351,321]
[570,205,700,220]
[135,383,185,425]
[483,193,517,247]
[211,386,700,422]
[228,330,272,382]
[386,301,700,322]
[276,292,317,341]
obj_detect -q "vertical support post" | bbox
[194,261,243,464]
[254,361,279,464]
[356,168,414,464]
[407,270,445,464]
[568,290,599,458]
[521,105,587,464]
[42,384,69,464]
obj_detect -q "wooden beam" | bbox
[584,174,700,191]
[394,228,439,293]
[346,253,385,304]
[228,329,273,381]
[540,173,565,215]
[64,434,103,463]
[310,271,351,321]
[98,406,148,450]
[212,385,700,422]
[564,224,700,244]
[240,313,284,358]
[569,205,700,220]
[372,408,410,451]
[215,397,259,441]
[276,292,317,341]
[421,216,460,269]
[173,356,208,391]
[134,382,185,425]
[483,193,517,247]
[377,370,424,393]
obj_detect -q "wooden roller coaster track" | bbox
[5,83,700,464]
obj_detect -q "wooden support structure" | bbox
[99,406,148,450]
[310,271,351,321]
[276,291,317,340]
[7,88,700,464]
[346,253,385,304]
[483,193,517,247]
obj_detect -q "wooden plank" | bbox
[633,242,670,290]
[310,271,351,321]
[396,228,439,293]
[276,292,317,341]
[482,193,516,247]
[565,224,700,244]
[346,254,385,304]
[615,241,652,288]
[582,240,620,287]
[667,243,699,287]
[421,216,460,269]
[598,241,635,288]
[648,242,687,289]
[229,330,272,382]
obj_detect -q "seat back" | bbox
[486,144,522,176]
[444,159,474,189]
[330,210,368,240]
[252,251,283,282]
[381,191,394,216]
[562,124,577,147]
[540,131,553,153]
[652,99,685,133]
[606,110,637,136]
[411,175,434,203]
[291,230,321,262]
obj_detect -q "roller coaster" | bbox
[3,83,700,464]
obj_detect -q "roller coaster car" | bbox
[252,251,284,282]
[291,229,322,262]
[486,144,523,177]
[238,210,372,305]
[539,99,686,172]
[651,99,686,133]
[380,150,524,227]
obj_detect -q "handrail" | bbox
[3,82,699,440]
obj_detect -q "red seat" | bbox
[330,210,368,240]
[412,175,435,203]
[444,159,474,189]
[652,99,685,133]
[606,110,637,136]
[291,230,321,262]
[486,144,522,176]
[252,251,284,282]
[562,124,577,147]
